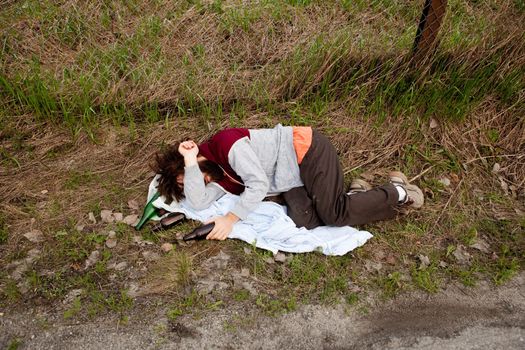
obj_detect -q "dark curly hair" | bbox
[151,142,224,203]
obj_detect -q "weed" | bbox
[7,338,22,350]
[411,266,440,293]
[255,294,296,317]
[377,271,403,298]
[63,297,82,319]
[345,292,359,305]
[233,289,250,301]
[166,290,204,321]
[0,213,8,244]
[2,278,21,301]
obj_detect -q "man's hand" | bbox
[178,140,199,166]
[206,212,239,240]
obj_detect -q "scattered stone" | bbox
[347,281,362,293]
[264,257,275,264]
[439,177,451,187]
[196,279,229,295]
[128,199,139,211]
[26,248,41,263]
[62,289,83,305]
[11,263,29,280]
[243,247,252,255]
[240,268,250,277]
[100,210,114,223]
[107,231,117,239]
[418,255,431,270]
[142,251,160,262]
[453,245,471,265]
[88,212,97,224]
[36,202,47,209]
[161,243,174,252]
[127,282,141,298]
[241,281,257,296]
[374,249,386,260]
[113,212,124,222]
[75,224,85,232]
[105,238,117,249]
[123,214,139,226]
[24,229,44,243]
[470,238,490,254]
[364,260,382,273]
[385,254,396,265]
[439,261,448,268]
[429,118,438,129]
[114,261,128,271]
[274,252,286,263]
[133,235,153,246]
[499,177,509,194]
[84,250,100,269]
[41,189,49,194]
[492,163,501,173]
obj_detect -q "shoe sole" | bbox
[349,179,373,192]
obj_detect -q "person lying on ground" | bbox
[152,125,424,240]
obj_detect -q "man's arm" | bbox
[179,141,226,209]
[206,137,269,240]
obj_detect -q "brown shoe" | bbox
[347,179,372,195]
[388,171,424,209]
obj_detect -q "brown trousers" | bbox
[282,130,399,229]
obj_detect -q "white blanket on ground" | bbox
[147,176,372,256]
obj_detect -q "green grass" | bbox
[1,0,522,130]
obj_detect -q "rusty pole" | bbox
[412,0,448,62]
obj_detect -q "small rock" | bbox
[113,212,124,222]
[75,224,85,232]
[385,254,396,265]
[499,177,509,194]
[142,251,160,262]
[128,199,139,211]
[88,212,97,224]
[274,252,286,263]
[439,177,451,187]
[364,260,382,273]
[107,231,117,239]
[492,163,500,173]
[127,282,141,297]
[429,118,438,129]
[161,243,173,252]
[264,257,275,264]
[347,281,362,293]
[41,190,49,194]
[453,245,471,265]
[105,238,117,249]
[84,250,100,269]
[123,214,139,226]
[241,281,257,296]
[26,248,41,263]
[100,210,114,223]
[439,261,448,268]
[243,247,252,255]
[418,254,431,270]
[62,289,83,305]
[240,268,250,277]
[114,261,128,271]
[469,238,490,254]
[24,229,44,243]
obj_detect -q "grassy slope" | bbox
[0,0,524,324]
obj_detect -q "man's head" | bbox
[152,142,224,203]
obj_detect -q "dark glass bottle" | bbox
[183,223,215,241]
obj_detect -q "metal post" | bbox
[413,0,448,62]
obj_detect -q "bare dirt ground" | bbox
[2,272,523,350]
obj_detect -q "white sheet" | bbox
[147,175,372,256]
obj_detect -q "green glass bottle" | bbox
[135,192,160,230]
